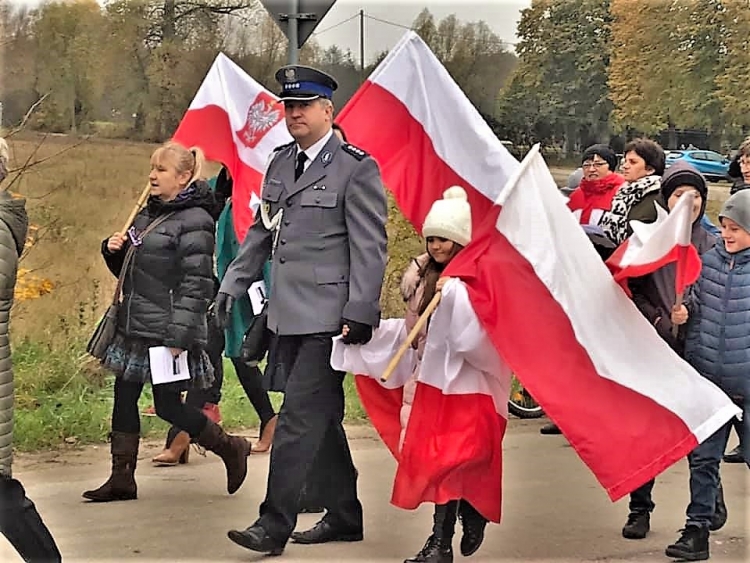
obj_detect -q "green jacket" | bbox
[210,177,271,358]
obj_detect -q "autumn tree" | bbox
[32,0,106,133]
[714,0,750,138]
[497,0,613,152]
[413,9,516,117]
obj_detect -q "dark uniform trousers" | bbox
[258,333,362,541]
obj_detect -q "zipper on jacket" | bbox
[717,257,735,374]
[125,257,135,334]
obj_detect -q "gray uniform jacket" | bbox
[219,133,388,336]
[0,193,28,478]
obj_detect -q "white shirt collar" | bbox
[296,128,334,166]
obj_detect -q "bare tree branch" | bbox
[5,93,51,138]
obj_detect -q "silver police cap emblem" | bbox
[284,68,296,80]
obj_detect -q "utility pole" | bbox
[359,9,365,74]
[287,0,299,65]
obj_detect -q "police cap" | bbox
[275,65,338,102]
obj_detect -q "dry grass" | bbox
[3,133,420,345]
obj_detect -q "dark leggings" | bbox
[112,378,208,437]
[231,358,276,428]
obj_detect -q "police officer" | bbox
[216,65,388,556]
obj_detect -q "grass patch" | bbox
[12,334,369,452]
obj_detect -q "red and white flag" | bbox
[444,146,740,500]
[337,32,519,230]
[339,30,740,505]
[173,53,292,241]
[331,279,511,524]
[606,192,702,297]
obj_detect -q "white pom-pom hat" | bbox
[422,185,472,246]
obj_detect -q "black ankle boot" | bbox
[458,500,488,556]
[403,534,453,563]
[622,511,650,539]
[665,525,709,561]
[404,502,457,563]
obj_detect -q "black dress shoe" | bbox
[722,445,744,463]
[227,524,285,555]
[291,519,363,544]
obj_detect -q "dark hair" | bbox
[417,243,463,315]
[623,138,665,176]
[581,144,617,172]
[332,122,348,142]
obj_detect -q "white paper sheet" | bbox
[247,280,267,315]
[149,347,190,385]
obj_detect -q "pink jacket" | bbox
[398,253,430,447]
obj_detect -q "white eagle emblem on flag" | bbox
[236,92,283,149]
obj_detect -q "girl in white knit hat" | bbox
[342,186,497,563]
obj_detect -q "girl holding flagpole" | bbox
[338,186,511,563]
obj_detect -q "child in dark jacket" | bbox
[666,189,750,561]
[623,163,723,543]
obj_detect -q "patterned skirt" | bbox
[102,331,215,392]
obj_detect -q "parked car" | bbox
[664,150,731,182]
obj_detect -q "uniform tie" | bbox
[295,151,308,181]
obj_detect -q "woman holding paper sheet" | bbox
[82,141,251,503]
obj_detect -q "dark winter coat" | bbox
[630,163,717,354]
[101,181,216,350]
[0,192,28,478]
[684,244,750,400]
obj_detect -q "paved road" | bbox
[1,419,746,562]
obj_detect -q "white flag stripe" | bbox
[370,32,519,201]
[619,193,695,268]
[495,147,740,441]
[187,53,291,170]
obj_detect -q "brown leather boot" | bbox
[253,414,278,453]
[152,430,191,466]
[196,420,250,494]
[82,432,139,502]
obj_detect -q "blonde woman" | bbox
[83,141,250,503]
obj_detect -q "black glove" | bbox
[341,319,373,345]
[215,167,234,199]
[214,292,235,330]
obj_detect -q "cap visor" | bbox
[277,94,322,103]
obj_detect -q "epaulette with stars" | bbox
[341,143,369,160]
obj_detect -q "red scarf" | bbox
[579,173,625,195]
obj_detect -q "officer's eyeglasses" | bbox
[582,161,608,169]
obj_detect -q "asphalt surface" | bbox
[1,419,747,562]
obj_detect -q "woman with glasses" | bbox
[566,144,625,232]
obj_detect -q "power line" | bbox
[311,13,359,37]
[363,13,517,49]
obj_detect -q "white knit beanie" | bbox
[422,186,472,246]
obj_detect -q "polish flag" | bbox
[606,193,702,297]
[444,146,740,500]
[338,30,740,506]
[331,279,511,523]
[337,32,519,231]
[173,53,292,241]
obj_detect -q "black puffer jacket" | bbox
[101,181,216,350]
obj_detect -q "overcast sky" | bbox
[309,1,529,63]
[10,0,530,63]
